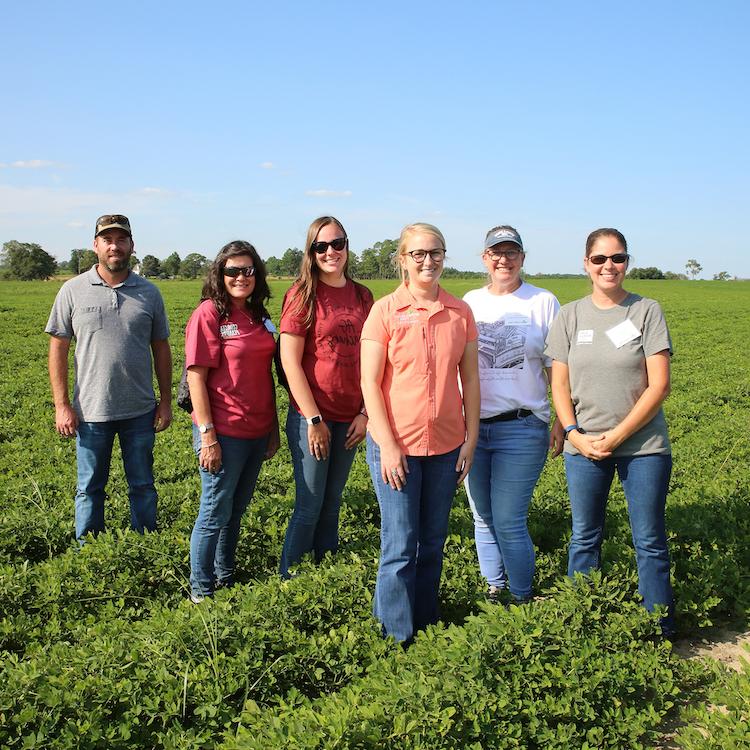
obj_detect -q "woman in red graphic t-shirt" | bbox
[185,240,280,602]
[278,216,374,578]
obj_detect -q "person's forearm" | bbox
[280,335,322,418]
[361,379,397,449]
[48,336,72,406]
[550,363,576,427]
[459,342,480,447]
[282,358,320,417]
[462,371,480,447]
[608,383,670,445]
[152,339,173,404]
[186,369,213,429]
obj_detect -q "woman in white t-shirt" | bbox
[464,225,563,604]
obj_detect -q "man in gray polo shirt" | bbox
[46,214,173,540]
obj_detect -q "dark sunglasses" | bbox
[588,253,629,265]
[223,266,256,278]
[97,214,129,225]
[312,237,348,254]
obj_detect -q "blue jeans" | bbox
[75,408,157,540]
[279,408,359,578]
[367,435,461,644]
[189,426,269,597]
[565,452,674,631]
[465,414,549,599]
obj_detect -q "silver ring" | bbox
[391,469,399,476]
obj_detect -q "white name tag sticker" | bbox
[606,318,641,348]
[504,313,530,326]
[394,311,420,328]
[576,329,594,345]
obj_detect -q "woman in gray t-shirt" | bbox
[545,228,674,636]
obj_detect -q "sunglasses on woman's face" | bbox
[312,237,347,254]
[588,253,629,265]
[223,266,256,278]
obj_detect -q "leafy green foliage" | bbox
[0,277,748,747]
[1,240,57,280]
[629,266,665,279]
[675,652,750,749]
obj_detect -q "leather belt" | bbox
[480,409,533,424]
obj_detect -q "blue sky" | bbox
[2,1,748,278]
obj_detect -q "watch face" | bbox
[311,416,321,425]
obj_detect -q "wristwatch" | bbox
[564,424,585,439]
[306,415,322,426]
[198,422,214,434]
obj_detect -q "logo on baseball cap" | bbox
[95,214,132,237]
[484,226,523,251]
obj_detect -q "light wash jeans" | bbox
[75,408,156,540]
[189,426,268,598]
[279,408,358,578]
[565,452,674,633]
[367,435,461,644]
[465,413,549,599]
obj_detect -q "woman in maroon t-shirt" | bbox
[186,240,280,602]
[279,216,373,578]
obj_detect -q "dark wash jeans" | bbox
[75,408,156,540]
[564,452,674,633]
[367,435,461,644]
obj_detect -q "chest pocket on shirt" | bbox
[388,322,427,376]
[74,306,103,334]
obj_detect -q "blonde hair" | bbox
[396,222,446,284]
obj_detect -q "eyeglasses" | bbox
[587,253,629,265]
[485,248,522,261]
[406,249,445,263]
[312,237,348,255]
[223,266,256,278]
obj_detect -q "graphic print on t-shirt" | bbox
[318,299,363,368]
[477,318,526,370]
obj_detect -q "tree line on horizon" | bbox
[0,240,739,282]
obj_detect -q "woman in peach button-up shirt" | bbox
[361,222,480,645]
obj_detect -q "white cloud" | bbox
[260,161,275,169]
[11,160,61,169]
[305,189,353,198]
[138,187,170,195]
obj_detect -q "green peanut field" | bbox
[1,277,748,749]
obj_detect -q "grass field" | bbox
[1,277,749,748]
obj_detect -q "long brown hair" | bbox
[201,240,271,321]
[289,216,354,327]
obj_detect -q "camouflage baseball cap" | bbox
[95,214,132,237]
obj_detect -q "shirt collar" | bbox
[87,265,136,287]
[392,283,461,312]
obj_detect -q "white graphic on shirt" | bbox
[477,319,526,370]
[220,323,240,338]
